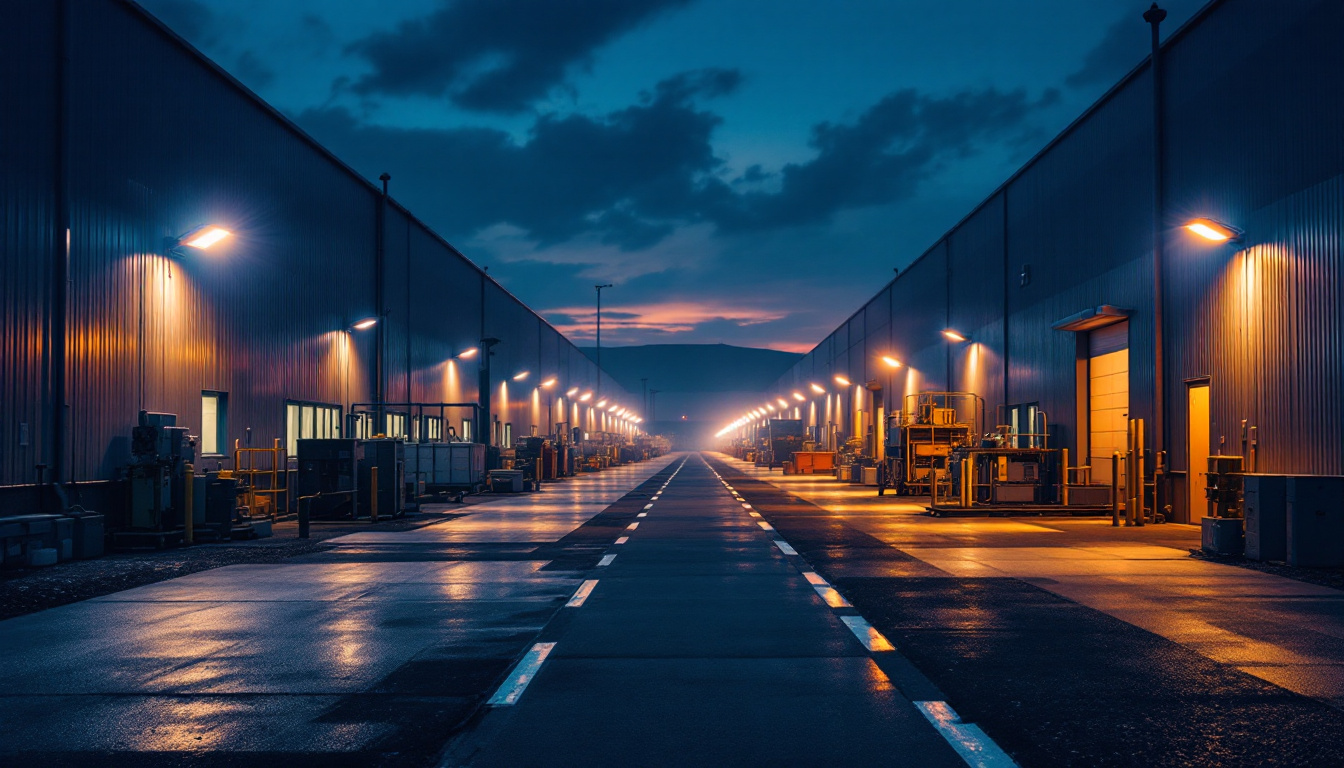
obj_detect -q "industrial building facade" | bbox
[1,0,637,495]
[764,0,1344,522]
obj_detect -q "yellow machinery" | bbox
[233,438,288,519]
[882,392,983,496]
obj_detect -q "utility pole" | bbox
[595,284,612,396]
[1145,3,1168,521]
[640,377,648,418]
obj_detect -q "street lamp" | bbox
[167,224,231,257]
[1185,217,1244,243]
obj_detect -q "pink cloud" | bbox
[546,300,788,343]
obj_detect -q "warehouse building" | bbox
[759,0,1343,523]
[0,0,640,515]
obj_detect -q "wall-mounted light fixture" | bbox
[512,371,530,381]
[580,392,593,402]
[810,383,826,394]
[942,329,968,342]
[457,347,479,359]
[834,375,851,387]
[881,356,902,368]
[1185,217,1244,243]
[565,386,579,397]
[595,398,608,408]
[350,317,378,331]
[167,224,231,257]
[792,392,805,401]
[776,398,789,408]
[541,377,557,388]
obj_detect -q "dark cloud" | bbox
[346,0,691,113]
[702,87,1060,231]
[300,71,1053,251]
[301,68,737,247]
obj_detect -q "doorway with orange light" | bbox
[1186,380,1211,523]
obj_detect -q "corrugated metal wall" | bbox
[0,1,59,485]
[766,0,1344,519]
[0,0,633,488]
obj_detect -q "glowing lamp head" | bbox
[580,392,593,402]
[1185,217,1244,243]
[942,329,968,342]
[777,398,789,408]
[810,383,825,394]
[182,226,231,250]
[350,317,378,331]
[512,371,530,381]
[882,356,902,368]
[457,348,478,359]
[541,378,557,389]
[834,375,851,387]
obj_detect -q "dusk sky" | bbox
[141,0,1204,353]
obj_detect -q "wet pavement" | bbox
[446,455,969,767]
[0,456,678,766]
[710,453,1344,766]
[7,450,1343,766]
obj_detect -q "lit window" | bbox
[285,400,342,455]
[201,391,228,455]
[461,419,472,442]
[385,413,407,439]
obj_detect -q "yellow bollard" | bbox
[1061,448,1069,506]
[184,462,194,545]
[371,465,379,522]
[1111,452,1121,527]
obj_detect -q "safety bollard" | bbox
[371,466,379,522]
[1111,453,1121,527]
[184,463,194,545]
[298,496,310,539]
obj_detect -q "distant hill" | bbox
[581,344,801,393]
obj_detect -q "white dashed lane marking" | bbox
[615,536,629,545]
[840,616,896,652]
[487,642,556,706]
[598,554,616,567]
[566,580,599,607]
[773,540,797,556]
[915,701,1020,768]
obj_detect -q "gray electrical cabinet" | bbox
[1244,474,1288,561]
[1286,476,1344,567]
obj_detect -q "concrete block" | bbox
[1244,475,1288,561]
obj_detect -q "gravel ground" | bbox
[0,507,469,621]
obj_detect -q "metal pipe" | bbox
[51,0,71,484]
[375,173,389,418]
[1126,419,1137,526]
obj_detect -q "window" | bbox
[421,416,443,442]
[504,422,513,447]
[461,419,472,443]
[201,391,228,455]
[285,400,342,456]
[385,412,407,439]
[348,412,373,440]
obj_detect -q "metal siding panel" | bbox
[0,0,59,484]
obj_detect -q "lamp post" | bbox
[1145,2,1168,521]
[595,284,612,397]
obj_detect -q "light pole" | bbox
[595,284,613,396]
[1145,2,1168,522]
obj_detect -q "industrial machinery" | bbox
[120,411,194,547]
[404,441,486,501]
[295,438,358,518]
[189,472,239,541]
[514,436,547,490]
[763,419,804,470]
[359,438,406,518]
[882,393,982,496]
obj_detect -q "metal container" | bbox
[295,439,358,519]
[1202,517,1245,556]
[1287,476,1344,567]
[404,442,486,496]
[1243,474,1288,561]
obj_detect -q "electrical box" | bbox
[932,408,957,426]
[359,438,406,518]
[1287,476,1344,567]
[1244,474,1288,561]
